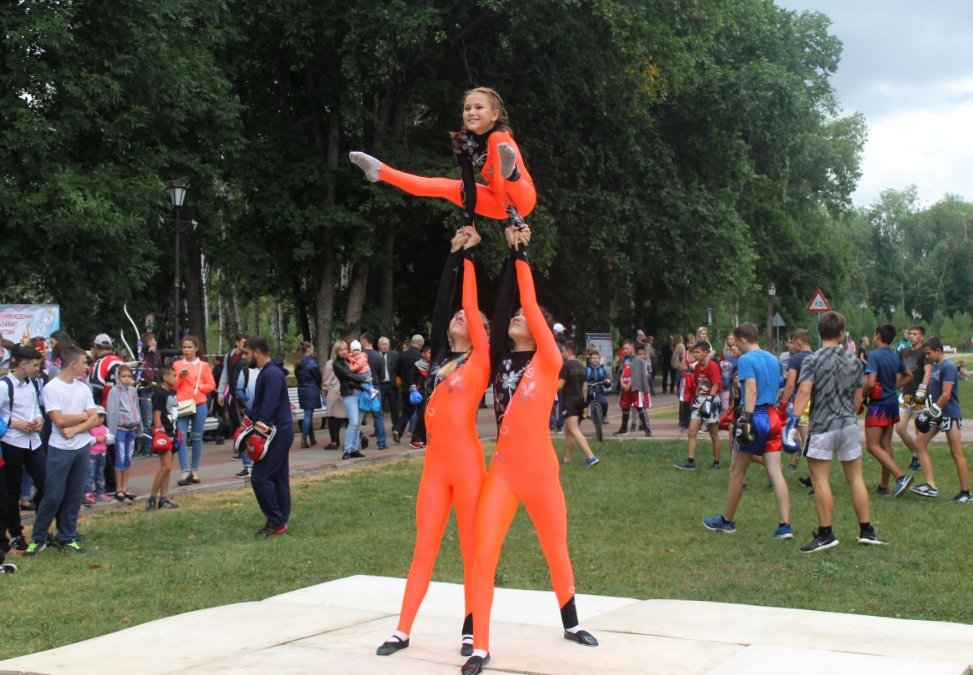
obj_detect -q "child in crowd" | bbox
[106,364,141,502]
[348,340,379,400]
[675,340,723,470]
[84,407,112,504]
[585,350,611,422]
[147,366,179,510]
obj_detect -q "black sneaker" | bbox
[798,476,812,488]
[159,498,179,509]
[673,460,695,471]
[0,563,16,574]
[858,528,886,545]
[799,533,839,553]
[60,540,84,554]
[24,540,47,556]
[909,455,921,471]
[392,430,401,444]
[235,468,250,478]
[9,536,27,552]
[612,430,629,437]
[146,497,157,512]
[349,450,365,458]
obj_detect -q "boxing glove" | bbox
[735,412,755,444]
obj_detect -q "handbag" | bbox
[358,389,381,414]
[176,363,201,417]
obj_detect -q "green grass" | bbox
[5,438,972,660]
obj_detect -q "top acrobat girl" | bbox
[349,87,536,229]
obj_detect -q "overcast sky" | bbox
[774,0,973,207]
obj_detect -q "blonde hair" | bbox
[330,340,348,360]
[463,87,510,131]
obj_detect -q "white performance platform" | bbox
[1,575,971,674]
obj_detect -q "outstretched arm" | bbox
[429,232,467,363]
[462,230,489,358]
[515,256,559,367]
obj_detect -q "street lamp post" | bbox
[766,282,776,350]
[168,180,188,348]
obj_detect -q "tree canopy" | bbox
[4,0,965,357]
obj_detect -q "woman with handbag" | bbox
[331,340,370,460]
[173,335,216,485]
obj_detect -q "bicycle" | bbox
[586,380,611,443]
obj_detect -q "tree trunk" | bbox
[231,290,242,336]
[271,297,284,361]
[343,261,370,341]
[314,248,336,365]
[293,273,312,342]
[182,225,207,354]
[380,227,394,332]
[252,298,260,338]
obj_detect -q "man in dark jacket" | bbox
[241,336,294,538]
[377,336,400,428]
[392,334,424,443]
[359,333,388,449]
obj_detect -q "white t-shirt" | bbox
[43,377,97,451]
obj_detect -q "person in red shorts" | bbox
[702,323,791,538]
[613,339,651,437]
[675,340,723,470]
[862,323,913,497]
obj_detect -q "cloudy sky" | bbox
[775,0,973,207]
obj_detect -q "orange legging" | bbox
[395,258,490,635]
[380,130,536,221]
[471,259,578,651]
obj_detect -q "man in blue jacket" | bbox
[241,336,294,537]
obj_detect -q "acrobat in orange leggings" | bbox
[350,87,536,226]
[376,228,491,659]
[461,239,598,675]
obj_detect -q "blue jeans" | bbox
[114,428,137,470]
[85,452,107,494]
[342,394,361,452]
[176,401,208,472]
[32,444,89,545]
[301,409,315,439]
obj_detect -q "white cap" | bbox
[94,333,113,347]
[552,323,565,334]
[350,340,362,351]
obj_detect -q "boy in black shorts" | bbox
[559,341,599,467]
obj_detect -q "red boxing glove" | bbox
[151,426,173,454]
[869,382,883,401]
[246,420,277,462]
[233,417,255,455]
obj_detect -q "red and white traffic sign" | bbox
[806,289,831,312]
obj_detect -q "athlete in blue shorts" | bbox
[703,323,791,538]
